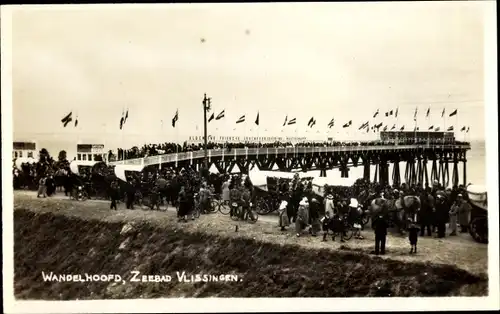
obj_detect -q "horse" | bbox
[369,195,421,235]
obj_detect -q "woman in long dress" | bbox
[222,179,230,203]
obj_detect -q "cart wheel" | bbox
[469,216,488,244]
[248,210,259,223]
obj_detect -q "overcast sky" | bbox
[9,1,487,151]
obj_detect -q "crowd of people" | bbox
[14,144,475,255]
[112,139,470,160]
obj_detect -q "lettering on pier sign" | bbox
[77,144,105,153]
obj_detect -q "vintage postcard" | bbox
[2,2,499,313]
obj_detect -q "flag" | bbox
[447,126,454,131]
[358,121,369,130]
[310,119,316,128]
[391,124,396,130]
[383,125,387,131]
[429,125,434,130]
[413,107,418,121]
[328,118,334,128]
[342,122,350,128]
[74,116,78,127]
[461,126,466,131]
[385,112,389,117]
[288,118,296,125]
[435,127,440,131]
[283,115,288,126]
[255,112,259,125]
[449,109,457,117]
[61,112,72,125]
[376,122,383,128]
[208,113,215,123]
[124,109,129,122]
[466,127,470,133]
[63,117,73,127]
[373,109,379,118]
[307,117,314,127]
[390,110,393,115]
[172,110,178,127]
[400,126,405,131]
[395,108,398,118]
[426,107,430,118]
[236,115,245,124]
[119,116,124,130]
[216,110,225,120]
[441,108,445,118]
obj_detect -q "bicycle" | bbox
[210,196,231,215]
[325,214,354,241]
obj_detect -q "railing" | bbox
[109,143,471,167]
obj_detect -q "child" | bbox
[278,200,289,231]
[408,218,420,254]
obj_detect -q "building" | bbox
[13,141,37,159]
[76,144,106,161]
[379,131,455,143]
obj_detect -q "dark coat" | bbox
[373,215,389,236]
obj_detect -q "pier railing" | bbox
[109,143,471,167]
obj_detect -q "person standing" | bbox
[295,197,310,237]
[37,176,47,198]
[222,179,230,204]
[448,198,459,236]
[324,194,335,218]
[309,198,321,237]
[109,180,120,210]
[278,197,290,231]
[457,194,472,233]
[434,194,448,238]
[372,214,388,255]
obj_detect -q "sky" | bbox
[8,1,488,155]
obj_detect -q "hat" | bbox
[457,193,463,198]
[349,198,359,208]
[326,194,333,200]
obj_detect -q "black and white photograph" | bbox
[2,1,499,313]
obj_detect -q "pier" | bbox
[111,141,471,188]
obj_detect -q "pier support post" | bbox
[363,159,371,181]
[392,161,401,187]
[431,159,438,183]
[423,159,429,188]
[373,163,379,183]
[463,158,467,186]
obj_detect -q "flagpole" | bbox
[443,107,446,145]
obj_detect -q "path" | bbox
[13,190,488,276]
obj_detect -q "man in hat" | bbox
[309,198,322,236]
[434,194,448,238]
[372,213,389,255]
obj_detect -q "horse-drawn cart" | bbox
[466,185,488,244]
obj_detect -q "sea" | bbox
[19,138,486,188]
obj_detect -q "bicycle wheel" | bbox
[209,199,218,213]
[247,209,259,223]
[218,201,231,215]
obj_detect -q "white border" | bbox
[2,3,499,313]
